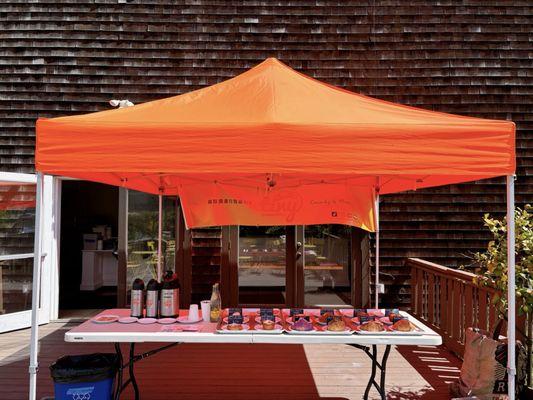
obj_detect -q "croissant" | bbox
[227,323,243,331]
[327,317,346,331]
[360,320,384,332]
[392,319,416,332]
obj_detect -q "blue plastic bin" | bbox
[53,378,114,400]
[50,353,118,400]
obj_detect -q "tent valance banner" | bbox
[179,176,376,230]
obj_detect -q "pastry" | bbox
[227,323,243,331]
[327,316,346,331]
[292,317,313,331]
[262,320,275,330]
[360,320,384,332]
[392,319,416,332]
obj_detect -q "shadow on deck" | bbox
[0,322,461,400]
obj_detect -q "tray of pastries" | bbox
[216,308,254,334]
[343,309,423,335]
[217,308,282,334]
[216,307,422,335]
[283,309,354,335]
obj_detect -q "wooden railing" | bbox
[407,258,531,357]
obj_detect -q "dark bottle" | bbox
[145,279,160,318]
[160,270,180,318]
[130,278,145,318]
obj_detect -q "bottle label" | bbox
[131,290,143,317]
[146,291,158,318]
[161,288,179,317]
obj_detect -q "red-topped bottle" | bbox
[160,271,180,318]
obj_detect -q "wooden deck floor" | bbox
[0,322,462,400]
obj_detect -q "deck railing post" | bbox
[410,263,417,314]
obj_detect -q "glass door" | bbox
[123,190,177,304]
[301,225,353,307]
[231,225,354,308]
[0,174,44,332]
[237,226,294,306]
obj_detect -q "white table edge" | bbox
[64,310,442,346]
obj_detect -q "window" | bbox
[0,183,36,315]
[126,191,176,290]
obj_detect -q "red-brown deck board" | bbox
[0,322,461,399]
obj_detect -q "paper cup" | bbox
[201,300,210,322]
[189,304,199,321]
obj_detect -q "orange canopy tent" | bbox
[31,59,518,399]
[36,58,515,230]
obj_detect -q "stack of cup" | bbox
[188,304,199,322]
[200,300,211,322]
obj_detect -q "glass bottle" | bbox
[210,283,221,322]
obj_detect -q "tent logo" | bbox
[261,190,303,222]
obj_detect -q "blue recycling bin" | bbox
[50,353,118,400]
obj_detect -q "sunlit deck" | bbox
[0,321,461,400]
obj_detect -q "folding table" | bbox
[65,309,442,400]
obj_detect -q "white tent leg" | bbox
[506,175,516,400]
[157,194,163,281]
[29,172,44,400]
[375,192,380,309]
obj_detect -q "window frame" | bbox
[0,172,51,332]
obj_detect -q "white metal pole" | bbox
[375,190,380,309]
[157,193,163,281]
[28,172,43,400]
[506,175,516,400]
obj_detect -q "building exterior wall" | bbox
[1,1,531,305]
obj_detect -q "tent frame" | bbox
[28,173,518,399]
[374,189,380,309]
[28,172,43,400]
[157,193,163,280]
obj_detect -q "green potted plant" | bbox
[471,204,532,392]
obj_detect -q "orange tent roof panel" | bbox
[35,58,515,229]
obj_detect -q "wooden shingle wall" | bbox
[1,1,531,306]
